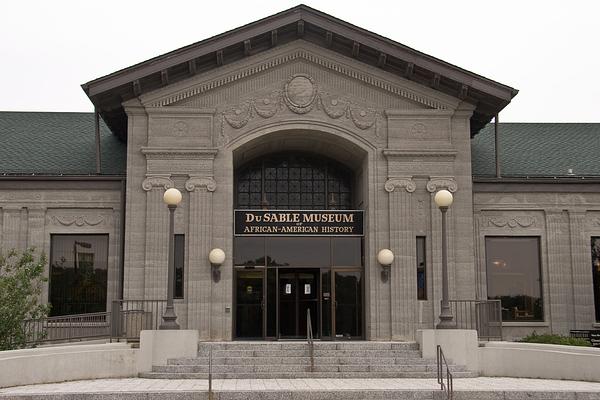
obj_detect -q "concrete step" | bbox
[169,356,434,366]
[197,349,423,358]
[139,370,478,379]
[197,341,419,352]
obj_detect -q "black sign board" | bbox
[590,331,600,348]
[234,210,364,236]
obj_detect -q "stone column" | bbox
[385,177,416,340]
[2,207,23,251]
[545,210,571,334]
[426,177,458,325]
[568,211,593,329]
[185,176,216,338]
[141,175,173,300]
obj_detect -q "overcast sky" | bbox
[1,0,598,122]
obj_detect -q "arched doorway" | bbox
[233,152,364,340]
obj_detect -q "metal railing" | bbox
[436,345,453,400]
[448,299,502,340]
[16,299,167,348]
[208,348,213,400]
[110,299,167,341]
[22,311,110,346]
[306,308,314,372]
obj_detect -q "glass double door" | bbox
[234,268,362,340]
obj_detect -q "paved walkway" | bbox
[2,377,600,395]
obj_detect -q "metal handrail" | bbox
[307,308,314,372]
[436,345,453,400]
[208,348,213,400]
[448,299,502,341]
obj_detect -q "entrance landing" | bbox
[3,377,600,399]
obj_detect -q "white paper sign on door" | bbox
[285,283,292,294]
[304,284,311,294]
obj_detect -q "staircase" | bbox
[140,341,477,379]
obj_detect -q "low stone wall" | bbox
[0,342,137,388]
[480,341,600,382]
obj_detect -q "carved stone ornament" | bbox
[142,175,174,191]
[51,215,105,227]
[172,121,189,137]
[220,74,381,138]
[384,177,416,193]
[487,216,536,229]
[426,177,458,193]
[185,176,217,192]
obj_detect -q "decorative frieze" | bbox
[384,177,416,193]
[426,177,457,193]
[51,215,106,227]
[486,216,537,229]
[219,73,382,142]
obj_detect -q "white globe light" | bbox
[209,248,226,265]
[377,249,394,266]
[163,188,182,206]
[434,189,454,208]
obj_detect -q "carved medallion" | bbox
[173,121,189,137]
[284,74,316,113]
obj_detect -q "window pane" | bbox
[591,237,600,322]
[174,234,184,299]
[332,237,362,266]
[485,237,543,321]
[266,237,330,267]
[416,237,426,300]
[49,234,108,316]
[234,237,265,267]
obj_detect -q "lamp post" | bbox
[160,187,182,330]
[434,189,454,329]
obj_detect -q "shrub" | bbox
[519,331,591,347]
[0,248,50,350]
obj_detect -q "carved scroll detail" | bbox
[142,175,174,191]
[426,177,458,193]
[52,215,105,227]
[385,177,416,193]
[185,176,217,192]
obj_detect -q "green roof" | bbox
[0,112,126,175]
[472,123,600,177]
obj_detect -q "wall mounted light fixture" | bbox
[209,248,226,282]
[377,248,394,281]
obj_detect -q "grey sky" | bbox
[1,0,598,122]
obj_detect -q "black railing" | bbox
[18,299,166,347]
[22,311,110,346]
[110,299,167,341]
[437,345,453,400]
[307,308,314,372]
[448,299,502,340]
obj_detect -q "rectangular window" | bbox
[591,237,600,322]
[49,234,109,316]
[485,236,543,322]
[416,236,426,300]
[174,234,185,299]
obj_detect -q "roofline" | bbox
[0,175,126,181]
[82,4,517,100]
[474,176,600,184]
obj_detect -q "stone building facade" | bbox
[1,6,599,341]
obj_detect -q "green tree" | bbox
[0,248,50,350]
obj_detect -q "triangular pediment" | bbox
[82,4,517,139]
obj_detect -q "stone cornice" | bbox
[426,176,458,193]
[383,149,457,160]
[185,176,217,192]
[141,147,219,160]
[384,177,416,193]
[144,44,452,111]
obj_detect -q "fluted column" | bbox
[545,210,570,334]
[2,207,22,250]
[568,211,594,328]
[185,176,216,338]
[385,177,416,340]
[142,175,173,300]
[426,177,458,325]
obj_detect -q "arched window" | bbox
[235,153,353,210]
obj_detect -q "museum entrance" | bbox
[233,152,364,340]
